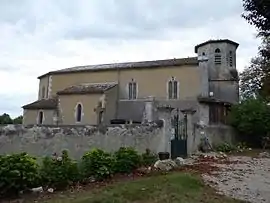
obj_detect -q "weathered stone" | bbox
[31,186,43,193]
[47,188,54,193]
[154,159,178,171]
[0,124,166,160]
[258,152,270,158]
[175,157,185,166]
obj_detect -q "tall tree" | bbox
[13,116,23,124]
[259,37,270,99]
[0,113,13,124]
[242,0,270,37]
[240,38,270,100]
[0,114,23,124]
[240,0,270,100]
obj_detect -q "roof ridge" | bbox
[57,82,118,95]
[78,81,118,85]
[64,56,197,69]
[38,56,198,79]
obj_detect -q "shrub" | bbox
[113,147,141,173]
[216,143,236,153]
[229,98,270,146]
[0,153,40,197]
[141,149,158,166]
[236,142,248,150]
[39,150,80,189]
[81,148,115,181]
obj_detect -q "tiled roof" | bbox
[194,39,239,53]
[57,82,117,95]
[22,98,58,110]
[38,57,198,79]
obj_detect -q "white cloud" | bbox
[0,0,261,117]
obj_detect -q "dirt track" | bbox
[201,155,270,203]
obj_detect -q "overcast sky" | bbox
[0,0,261,118]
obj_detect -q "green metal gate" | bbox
[171,109,188,159]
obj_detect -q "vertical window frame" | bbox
[128,79,137,100]
[37,111,44,124]
[168,77,179,100]
[76,103,82,123]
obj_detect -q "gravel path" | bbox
[202,155,270,203]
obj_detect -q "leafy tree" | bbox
[242,0,270,37]
[0,113,13,124]
[240,0,270,100]
[258,37,270,99]
[229,98,270,146]
[240,38,270,100]
[0,113,23,124]
[13,115,23,124]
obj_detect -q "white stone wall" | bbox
[0,124,166,159]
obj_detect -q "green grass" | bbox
[29,172,244,203]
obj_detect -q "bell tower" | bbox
[195,39,239,103]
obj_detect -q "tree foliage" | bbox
[229,98,270,145]
[0,113,23,124]
[242,0,270,37]
[0,113,13,124]
[12,116,23,124]
[240,38,270,100]
[240,0,270,100]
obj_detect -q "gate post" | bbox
[181,108,196,156]
[156,106,174,154]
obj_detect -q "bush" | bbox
[216,143,236,153]
[0,153,40,197]
[236,142,248,150]
[39,150,80,189]
[81,148,115,181]
[141,149,158,166]
[229,98,270,146]
[113,147,141,173]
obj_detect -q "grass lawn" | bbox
[30,172,244,203]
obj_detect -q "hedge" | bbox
[0,148,157,197]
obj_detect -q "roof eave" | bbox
[37,72,51,79]
[57,91,105,95]
[194,39,239,53]
[22,106,57,110]
[22,98,58,110]
[197,96,232,106]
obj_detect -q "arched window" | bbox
[215,48,221,53]
[76,104,82,122]
[214,48,222,65]
[168,77,178,99]
[229,51,233,67]
[38,111,43,124]
[41,86,46,99]
[128,79,137,100]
